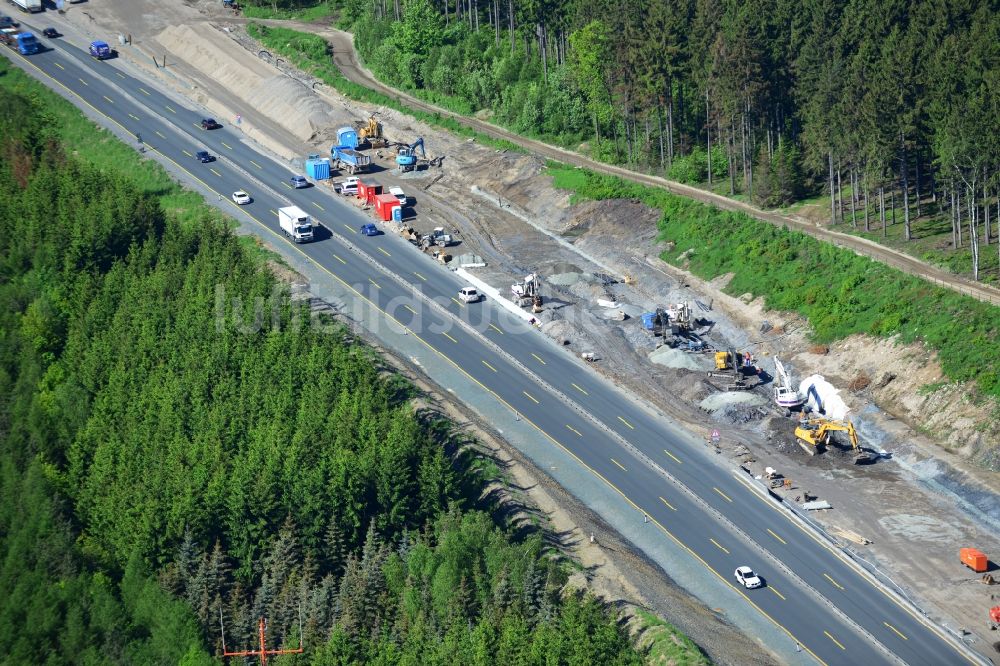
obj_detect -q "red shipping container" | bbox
[374,193,400,221]
[960,548,988,573]
[357,180,382,204]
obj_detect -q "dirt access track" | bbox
[312,26,1000,307]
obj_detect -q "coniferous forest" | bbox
[333,0,1000,276]
[0,68,643,663]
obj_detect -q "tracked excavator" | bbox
[794,418,871,463]
[707,349,756,390]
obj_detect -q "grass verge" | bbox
[632,609,711,665]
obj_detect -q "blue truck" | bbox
[89,40,112,59]
[0,28,39,55]
[331,145,371,175]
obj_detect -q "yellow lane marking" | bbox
[332,253,346,265]
[823,631,845,650]
[13,54,831,666]
[531,353,545,364]
[250,160,262,169]
[767,528,787,545]
[155,130,166,139]
[115,72,125,79]
[659,496,677,511]
[312,201,325,211]
[451,297,465,308]
[165,105,175,113]
[769,586,786,600]
[368,278,380,289]
[482,360,497,373]
[209,168,221,177]
[221,141,232,150]
[103,95,114,103]
[378,247,391,257]
[128,113,140,121]
[182,149,192,157]
[139,87,150,95]
[610,458,627,472]
[566,425,582,437]
[571,383,588,396]
[404,304,417,314]
[442,332,458,343]
[884,622,907,640]
[342,223,354,233]
[54,62,64,70]
[489,323,503,334]
[78,77,88,86]
[823,573,845,590]
[522,391,539,404]
[663,449,682,464]
[709,538,730,554]
[713,487,732,503]
[413,272,427,281]
[617,416,635,430]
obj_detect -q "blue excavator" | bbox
[395,137,425,172]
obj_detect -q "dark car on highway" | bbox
[195,150,214,163]
[200,118,220,130]
[42,28,59,38]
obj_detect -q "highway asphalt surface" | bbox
[3,25,981,666]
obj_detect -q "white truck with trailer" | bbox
[278,205,314,243]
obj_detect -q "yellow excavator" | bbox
[357,115,384,147]
[794,418,871,463]
[707,349,755,390]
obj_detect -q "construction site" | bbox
[43,0,1000,661]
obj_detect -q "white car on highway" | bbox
[232,190,252,205]
[458,287,482,303]
[735,566,762,589]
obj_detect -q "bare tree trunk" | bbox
[863,181,870,232]
[983,182,991,246]
[508,0,514,54]
[968,186,979,281]
[914,155,922,218]
[829,152,837,224]
[956,185,963,248]
[667,90,674,166]
[657,106,664,170]
[705,90,712,187]
[949,187,957,247]
[836,159,844,223]
[727,118,735,195]
[879,185,886,237]
[849,168,857,229]
[740,114,748,193]
[890,187,897,226]
[901,150,911,241]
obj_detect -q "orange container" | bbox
[960,548,988,573]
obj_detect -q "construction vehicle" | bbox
[641,302,692,338]
[331,145,370,174]
[511,274,543,313]
[10,0,43,13]
[1,28,39,54]
[396,137,425,172]
[707,349,756,390]
[773,357,806,410]
[794,418,871,463]
[356,115,384,147]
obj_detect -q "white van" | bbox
[458,287,481,303]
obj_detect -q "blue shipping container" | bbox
[640,313,656,330]
[306,158,331,180]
